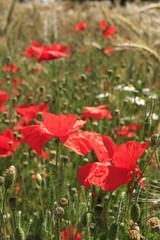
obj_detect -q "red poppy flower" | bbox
[86,66,93,72]
[100,20,116,39]
[37,44,68,62]
[81,105,112,120]
[129,123,142,131]
[0,129,20,157]
[78,136,150,192]
[32,66,42,74]
[115,126,135,138]
[104,47,115,55]
[31,40,42,47]
[15,103,48,129]
[115,124,142,138]
[75,22,87,32]
[3,63,19,73]
[100,20,107,29]
[61,226,82,240]
[0,91,8,112]
[25,45,41,59]
[21,112,88,155]
[25,42,68,62]
[0,81,3,85]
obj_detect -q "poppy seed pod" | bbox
[127,230,140,240]
[131,203,141,223]
[54,207,64,219]
[14,226,25,240]
[59,198,68,207]
[4,166,16,190]
[147,217,160,234]
[151,134,159,147]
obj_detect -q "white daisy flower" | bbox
[126,96,145,105]
[122,84,136,92]
[97,93,110,98]
[147,112,159,120]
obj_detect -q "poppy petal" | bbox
[78,162,133,192]
[43,113,77,137]
[21,124,53,155]
[113,141,150,169]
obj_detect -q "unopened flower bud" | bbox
[108,221,118,240]
[37,112,43,121]
[4,166,16,190]
[131,203,140,223]
[94,205,103,218]
[36,173,42,186]
[14,226,25,240]
[144,116,152,134]
[0,176,4,187]
[90,223,96,235]
[9,198,17,211]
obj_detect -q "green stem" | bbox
[0,189,7,235]
[132,145,157,191]
[55,137,60,201]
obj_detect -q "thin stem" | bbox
[0,189,7,235]
[132,145,157,191]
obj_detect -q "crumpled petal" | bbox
[21,124,53,155]
[113,141,150,169]
[78,162,133,192]
[37,51,67,62]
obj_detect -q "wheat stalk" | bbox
[114,43,160,63]
[139,3,160,13]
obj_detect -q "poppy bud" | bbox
[4,166,16,190]
[90,223,96,235]
[80,74,87,82]
[9,198,17,211]
[131,203,140,223]
[28,96,32,103]
[108,221,118,240]
[36,173,42,186]
[151,134,159,147]
[14,226,25,240]
[127,230,140,240]
[115,75,120,81]
[94,205,103,218]
[37,112,43,121]
[54,207,64,219]
[59,198,68,208]
[0,176,4,187]
[39,86,45,93]
[107,69,113,77]
[147,217,160,234]
[144,116,152,134]
[61,155,69,165]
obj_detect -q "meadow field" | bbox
[0,0,160,239]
